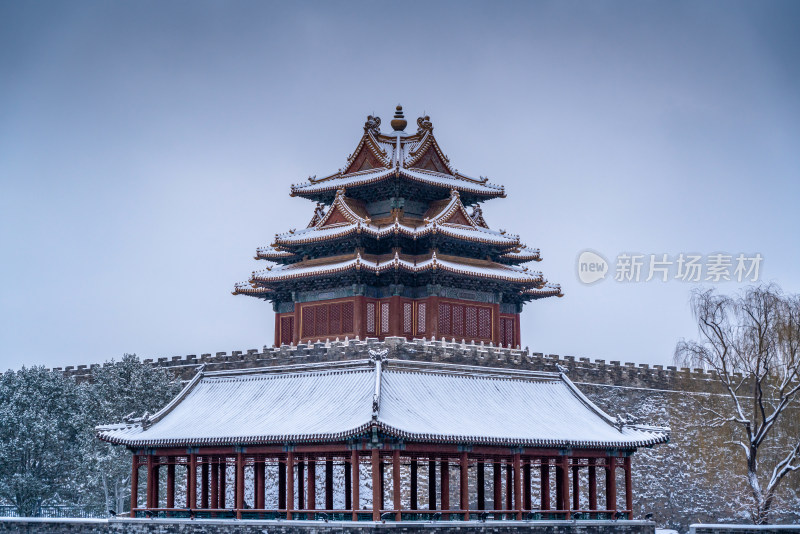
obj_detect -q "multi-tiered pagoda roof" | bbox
[235,106,561,347]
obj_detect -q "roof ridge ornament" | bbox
[369,348,388,419]
[417,114,433,133]
[364,115,381,136]
[391,105,407,132]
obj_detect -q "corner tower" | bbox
[234,106,562,347]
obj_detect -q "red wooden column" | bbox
[188,453,197,509]
[371,449,381,521]
[476,461,485,511]
[410,459,418,510]
[166,461,175,511]
[353,296,366,340]
[492,460,502,513]
[130,455,139,517]
[541,458,551,511]
[351,450,359,520]
[440,459,450,519]
[292,302,301,345]
[235,452,244,519]
[606,457,617,515]
[588,458,597,512]
[459,452,469,518]
[307,459,316,512]
[201,458,209,509]
[255,458,265,510]
[513,314,521,349]
[146,455,159,509]
[560,455,570,519]
[428,459,436,510]
[286,451,295,520]
[427,296,440,338]
[218,459,226,509]
[572,459,580,512]
[624,456,633,517]
[513,453,522,520]
[523,459,531,511]
[389,295,402,337]
[274,314,281,348]
[393,450,401,521]
[325,459,334,511]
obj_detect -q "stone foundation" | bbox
[0,518,656,534]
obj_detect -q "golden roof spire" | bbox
[390,104,407,132]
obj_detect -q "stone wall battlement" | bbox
[51,337,739,394]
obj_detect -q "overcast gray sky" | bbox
[1,1,798,371]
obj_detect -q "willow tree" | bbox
[676,284,800,524]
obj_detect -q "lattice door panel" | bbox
[280,316,294,346]
[438,303,451,336]
[452,304,464,338]
[341,301,354,334]
[380,302,390,334]
[366,302,376,335]
[329,303,341,336]
[478,308,491,339]
[302,306,315,338]
[465,306,478,339]
[402,302,413,335]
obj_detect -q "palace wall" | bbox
[54,336,740,395]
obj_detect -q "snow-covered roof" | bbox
[96,359,669,449]
[292,167,505,200]
[250,252,544,285]
[266,189,521,251]
[272,216,519,248]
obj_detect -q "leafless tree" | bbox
[675,284,800,524]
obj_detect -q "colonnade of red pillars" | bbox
[132,448,634,520]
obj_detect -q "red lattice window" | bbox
[329,303,341,335]
[417,303,426,334]
[301,300,356,340]
[315,305,328,338]
[280,316,294,345]
[380,302,390,334]
[500,317,515,348]
[465,306,478,340]
[342,301,354,333]
[302,306,314,338]
[402,302,412,335]
[366,302,376,335]
[439,303,451,337]
[452,304,464,338]
[478,307,491,339]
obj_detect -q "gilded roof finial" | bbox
[391,104,407,132]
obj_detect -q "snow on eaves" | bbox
[96,359,669,449]
[291,167,504,198]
